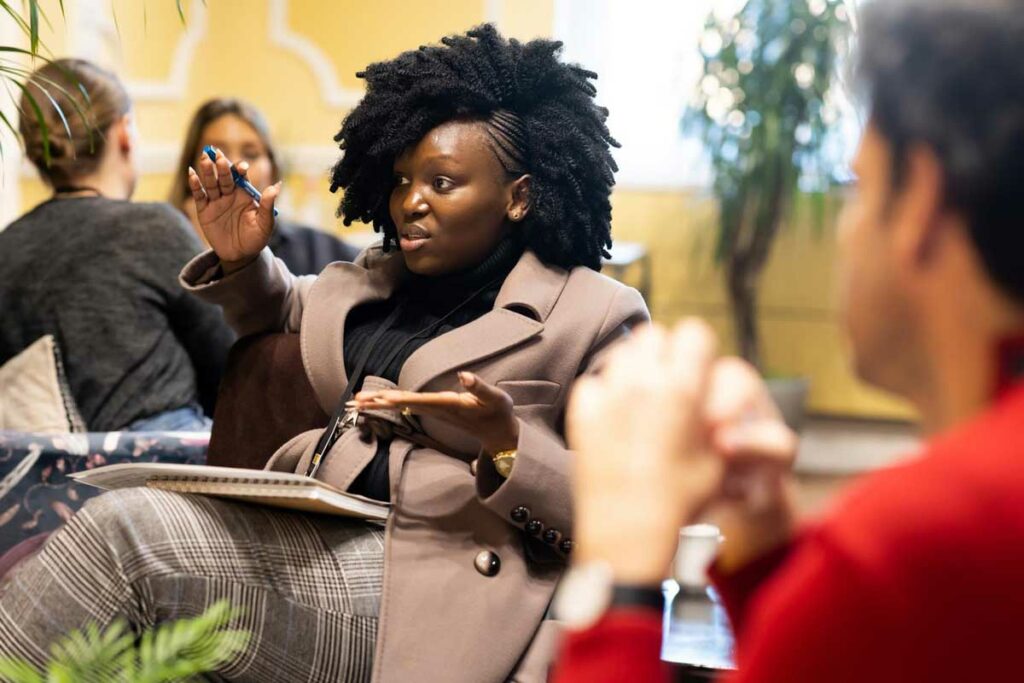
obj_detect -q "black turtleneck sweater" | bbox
[344,238,523,500]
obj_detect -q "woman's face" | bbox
[197,114,275,189]
[390,120,529,276]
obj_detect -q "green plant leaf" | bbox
[10,79,50,165]
[0,601,249,683]
[134,600,248,682]
[684,0,852,366]
[48,620,134,683]
[0,46,47,57]
[0,657,44,683]
[34,84,73,149]
[3,52,108,166]
[28,0,40,55]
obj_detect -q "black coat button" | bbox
[510,506,529,523]
[525,519,543,536]
[542,528,560,544]
[474,550,501,577]
[559,539,574,555]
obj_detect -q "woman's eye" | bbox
[393,175,410,187]
[432,176,454,191]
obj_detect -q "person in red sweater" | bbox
[552,1,1024,681]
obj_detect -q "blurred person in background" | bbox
[553,1,1024,681]
[0,59,234,432]
[169,98,359,275]
[557,0,1024,679]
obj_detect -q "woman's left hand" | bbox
[351,372,519,455]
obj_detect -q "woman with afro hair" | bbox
[0,25,648,682]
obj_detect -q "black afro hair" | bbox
[329,24,619,271]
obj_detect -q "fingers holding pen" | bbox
[214,148,236,196]
[187,166,208,211]
[197,153,222,201]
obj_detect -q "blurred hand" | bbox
[705,357,797,511]
[351,372,519,455]
[704,358,799,572]
[566,321,799,584]
[188,148,280,272]
[567,320,722,585]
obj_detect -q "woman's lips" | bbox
[400,235,429,252]
[400,225,430,252]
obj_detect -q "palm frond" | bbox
[134,600,249,682]
[48,620,135,683]
[0,658,44,683]
[0,601,249,683]
[9,78,50,164]
[27,0,40,55]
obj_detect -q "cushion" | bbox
[0,335,84,433]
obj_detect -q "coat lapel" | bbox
[302,245,571,408]
[398,250,569,391]
[301,242,406,412]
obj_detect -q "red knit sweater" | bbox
[553,382,1024,683]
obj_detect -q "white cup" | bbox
[673,524,724,590]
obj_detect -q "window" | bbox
[553,0,860,190]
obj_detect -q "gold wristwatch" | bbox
[491,449,517,478]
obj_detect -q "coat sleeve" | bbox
[475,285,650,556]
[179,247,317,338]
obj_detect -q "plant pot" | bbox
[766,376,811,433]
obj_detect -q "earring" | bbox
[511,211,522,221]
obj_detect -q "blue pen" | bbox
[203,145,278,217]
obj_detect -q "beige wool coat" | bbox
[181,241,649,682]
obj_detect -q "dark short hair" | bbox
[329,24,619,271]
[857,0,1024,302]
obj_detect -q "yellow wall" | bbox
[611,191,914,419]
[12,0,913,420]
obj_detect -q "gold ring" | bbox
[402,407,413,418]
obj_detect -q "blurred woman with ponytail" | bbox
[0,58,234,432]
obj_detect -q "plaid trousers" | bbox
[0,488,385,682]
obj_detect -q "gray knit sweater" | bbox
[0,197,236,431]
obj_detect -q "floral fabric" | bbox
[0,431,208,553]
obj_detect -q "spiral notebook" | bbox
[70,463,389,520]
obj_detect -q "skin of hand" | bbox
[188,147,281,273]
[565,320,798,585]
[703,358,799,573]
[351,371,519,455]
[183,112,277,246]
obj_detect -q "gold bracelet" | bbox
[491,449,517,478]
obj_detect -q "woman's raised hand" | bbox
[187,148,281,273]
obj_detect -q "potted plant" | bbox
[0,600,249,682]
[686,0,852,430]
